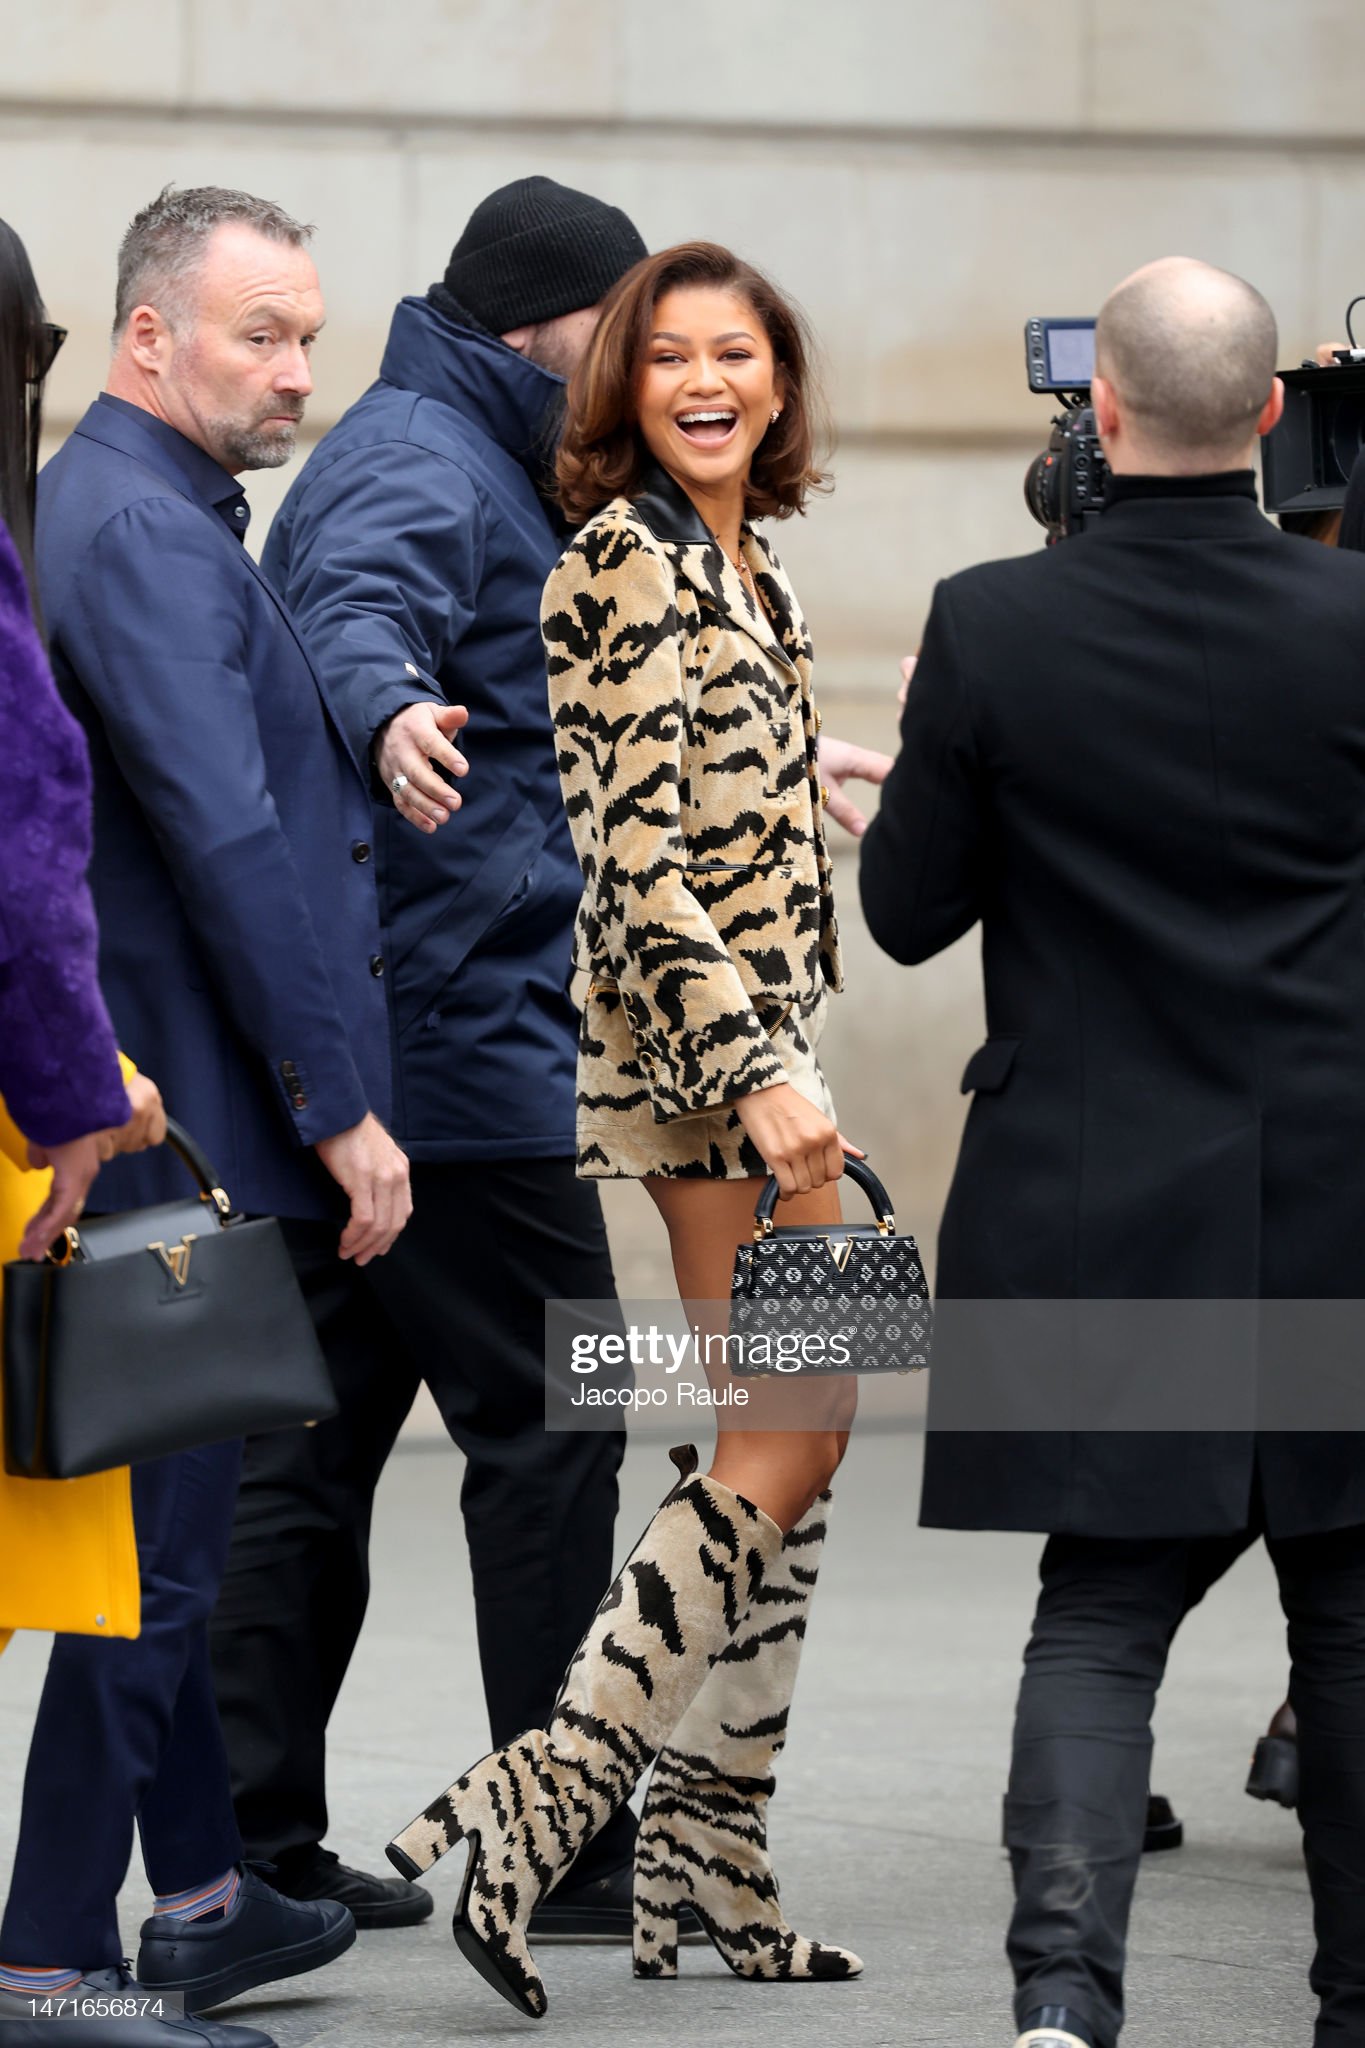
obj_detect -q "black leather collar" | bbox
[628,462,716,547]
[624,461,802,678]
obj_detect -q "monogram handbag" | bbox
[730,1156,932,1375]
[3,1118,335,1479]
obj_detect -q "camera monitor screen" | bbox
[1025,317,1096,393]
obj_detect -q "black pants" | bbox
[1005,1520,1365,2046]
[2,1442,244,1966]
[209,1157,631,1881]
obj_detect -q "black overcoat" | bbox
[860,478,1365,1540]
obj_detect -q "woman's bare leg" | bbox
[645,1176,858,1533]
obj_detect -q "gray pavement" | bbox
[0,1429,1316,2046]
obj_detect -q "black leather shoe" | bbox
[1143,1793,1183,1852]
[267,1847,433,1930]
[528,1861,705,1944]
[136,1866,354,2014]
[1246,1698,1299,1808]
[0,1965,275,2044]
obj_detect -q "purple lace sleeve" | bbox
[0,518,131,1147]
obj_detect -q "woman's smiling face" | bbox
[635,285,782,504]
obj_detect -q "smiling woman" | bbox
[385,244,866,2020]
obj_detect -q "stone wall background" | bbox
[8,0,1363,1308]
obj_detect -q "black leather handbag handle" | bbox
[754,1154,895,1231]
[161,1117,234,1217]
[43,1118,236,1268]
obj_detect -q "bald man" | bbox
[862,258,1365,2048]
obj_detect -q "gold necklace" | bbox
[710,525,747,577]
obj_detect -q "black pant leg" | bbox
[1267,1520,1365,2044]
[138,1625,244,1895]
[1005,1531,1246,2046]
[365,1157,631,1878]
[209,1221,418,1862]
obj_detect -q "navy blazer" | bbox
[263,298,580,1161]
[37,396,391,1220]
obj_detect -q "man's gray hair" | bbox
[1095,258,1278,461]
[113,184,314,343]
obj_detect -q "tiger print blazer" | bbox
[542,465,841,1124]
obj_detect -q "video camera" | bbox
[1023,298,1365,538]
[1023,318,1107,544]
[1261,297,1365,518]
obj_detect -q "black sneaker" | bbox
[528,1861,705,1944]
[0,1964,275,2044]
[266,1847,433,1931]
[136,1866,354,2013]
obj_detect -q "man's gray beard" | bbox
[219,421,299,471]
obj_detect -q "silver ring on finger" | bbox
[391,773,410,798]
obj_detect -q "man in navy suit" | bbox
[0,187,411,2046]
[219,178,649,1942]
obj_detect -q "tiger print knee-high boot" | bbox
[632,1491,863,1982]
[386,1446,781,2019]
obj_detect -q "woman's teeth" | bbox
[676,410,738,443]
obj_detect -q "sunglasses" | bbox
[29,321,67,385]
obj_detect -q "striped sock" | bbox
[153,1868,241,1922]
[0,1964,83,1996]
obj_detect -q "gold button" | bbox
[814,706,823,732]
[819,784,830,806]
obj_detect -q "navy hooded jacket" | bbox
[263,297,581,1160]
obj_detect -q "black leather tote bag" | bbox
[3,1118,335,1478]
[730,1156,932,1375]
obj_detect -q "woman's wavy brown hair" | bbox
[556,241,831,527]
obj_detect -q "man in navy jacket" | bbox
[1,187,410,2039]
[213,180,651,1939]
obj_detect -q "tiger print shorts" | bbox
[575,986,834,1181]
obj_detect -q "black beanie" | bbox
[441,176,647,334]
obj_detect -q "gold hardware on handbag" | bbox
[147,1236,197,1289]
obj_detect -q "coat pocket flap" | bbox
[960,1036,1022,1095]
[393,796,548,1037]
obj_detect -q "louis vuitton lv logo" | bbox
[148,1234,198,1288]
[823,1235,854,1274]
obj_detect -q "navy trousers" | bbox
[210,1159,631,1881]
[0,1441,244,1967]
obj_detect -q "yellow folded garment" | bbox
[0,1069,141,1647]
